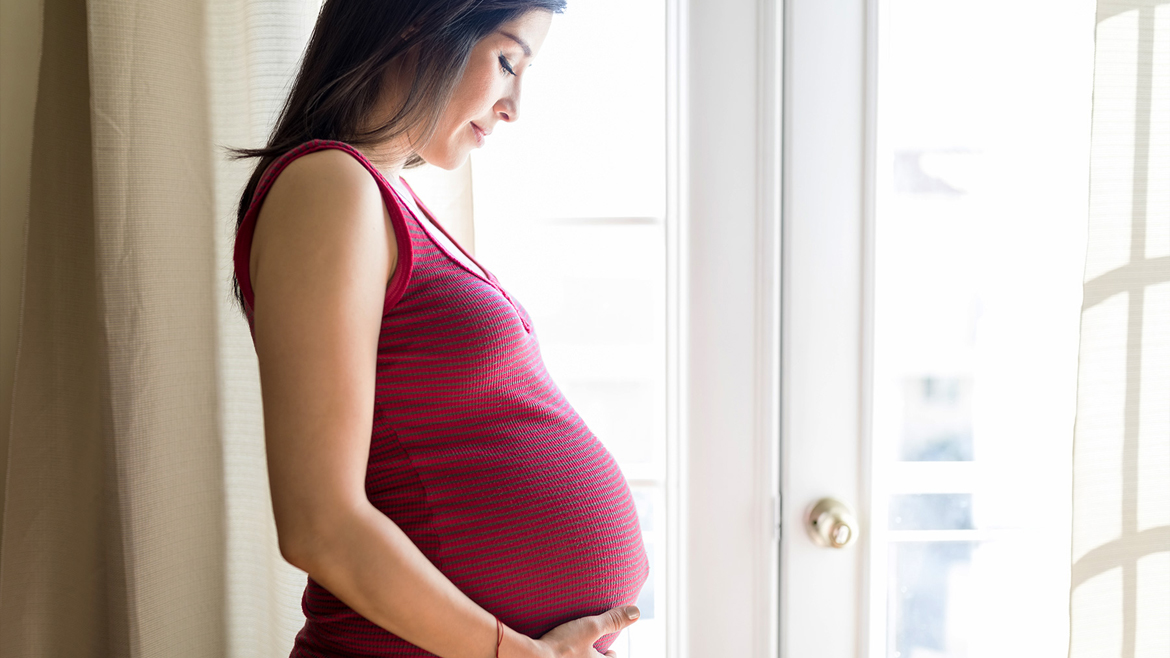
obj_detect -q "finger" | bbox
[603,652,617,657]
[595,605,640,637]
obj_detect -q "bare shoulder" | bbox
[266,147,381,208]
[250,147,396,294]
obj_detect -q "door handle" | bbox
[804,497,859,548]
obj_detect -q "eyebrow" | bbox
[498,30,532,57]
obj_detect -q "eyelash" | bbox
[498,54,516,76]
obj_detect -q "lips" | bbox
[470,121,490,148]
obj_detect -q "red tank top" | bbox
[233,140,649,657]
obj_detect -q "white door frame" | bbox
[674,0,783,655]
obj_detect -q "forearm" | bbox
[294,502,543,658]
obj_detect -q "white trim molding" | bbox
[681,0,783,655]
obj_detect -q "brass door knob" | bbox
[804,497,859,548]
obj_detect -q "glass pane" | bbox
[888,542,977,658]
[469,1,666,222]
[469,1,668,656]
[632,489,658,619]
[900,376,974,461]
[619,487,665,658]
[872,1,1095,656]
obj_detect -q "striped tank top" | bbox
[233,140,649,657]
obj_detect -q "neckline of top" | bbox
[382,172,497,289]
[257,140,500,290]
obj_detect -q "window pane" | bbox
[470,1,665,222]
[888,542,977,658]
[873,1,1095,656]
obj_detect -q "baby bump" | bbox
[367,420,649,651]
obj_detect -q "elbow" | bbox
[277,531,317,572]
[274,504,357,573]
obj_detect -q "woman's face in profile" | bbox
[415,10,553,169]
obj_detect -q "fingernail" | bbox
[625,606,640,620]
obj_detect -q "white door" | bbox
[781,1,1095,657]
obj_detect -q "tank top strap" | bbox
[395,176,495,283]
[233,139,415,327]
[250,139,389,215]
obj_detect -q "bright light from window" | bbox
[872,1,1095,656]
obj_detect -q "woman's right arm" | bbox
[248,150,638,658]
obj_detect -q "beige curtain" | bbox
[1071,1,1170,657]
[0,0,474,655]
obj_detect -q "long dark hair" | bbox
[229,0,566,314]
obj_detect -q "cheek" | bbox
[447,63,500,124]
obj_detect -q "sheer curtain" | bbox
[0,0,472,655]
[1071,1,1170,657]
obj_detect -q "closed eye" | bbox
[498,54,517,76]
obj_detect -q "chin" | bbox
[421,146,471,171]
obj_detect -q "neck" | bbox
[355,136,413,184]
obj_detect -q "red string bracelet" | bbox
[495,615,503,658]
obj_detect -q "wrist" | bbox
[499,625,549,658]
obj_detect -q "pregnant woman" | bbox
[230,1,649,657]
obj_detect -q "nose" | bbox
[494,80,521,123]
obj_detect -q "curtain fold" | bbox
[0,0,121,654]
[1071,1,1170,657]
[2,0,478,655]
[86,0,231,654]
